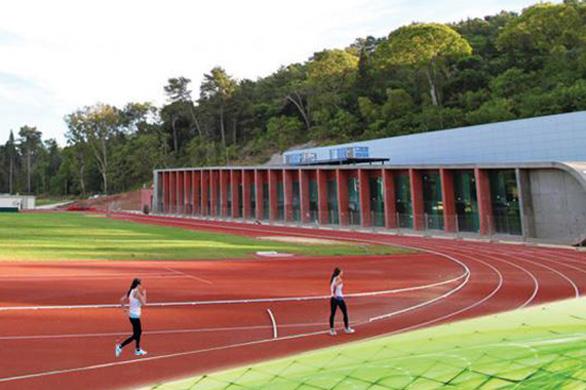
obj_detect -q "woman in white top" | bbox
[329,267,354,336]
[115,278,147,357]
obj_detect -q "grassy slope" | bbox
[151,298,586,389]
[0,212,408,261]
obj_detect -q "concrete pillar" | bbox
[440,169,457,232]
[409,169,424,230]
[317,169,329,224]
[299,169,310,223]
[268,170,279,222]
[358,169,371,227]
[283,169,294,222]
[242,170,252,219]
[516,168,535,239]
[475,168,493,235]
[230,170,241,218]
[382,169,397,229]
[255,169,264,220]
[337,169,349,225]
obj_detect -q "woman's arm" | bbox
[119,294,127,309]
[137,287,147,305]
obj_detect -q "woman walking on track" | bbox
[115,278,148,357]
[329,267,354,336]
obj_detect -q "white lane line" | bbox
[0,271,466,312]
[0,218,506,384]
[0,273,179,280]
[442,245,539,308]
[0,268,485,385]
[267,309,278,339]
[0,330,327,384]
[164,267,214,285]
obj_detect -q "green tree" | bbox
[18,126,42,194]
[375,23,472,106]
[200,67,237,149]
[65,104,124,194]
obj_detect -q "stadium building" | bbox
[152,111,586,246]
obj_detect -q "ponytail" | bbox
[330,267,341,285]
[127,278,141,297]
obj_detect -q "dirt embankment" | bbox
[63,190,142,212]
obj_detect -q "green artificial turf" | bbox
[0,212,408,261]
[150,298,586,389]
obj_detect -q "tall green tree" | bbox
[375,23,472,106]
[18,126,42,194]
[65,104,124,194]
[199,67,237,149]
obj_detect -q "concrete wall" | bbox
[0,195,35,210]
[527,169,586,243]
[284,111,586,165]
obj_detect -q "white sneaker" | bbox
[329,329,337,336]
[344,327,355,334]
[115,344,122,358]
[135,349,148,356]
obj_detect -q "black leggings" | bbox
[120,317,142,350]
[329,297,349,329]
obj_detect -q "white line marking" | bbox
[267,309,278,339]
[164,267,214,285]
[0,271,465,312]
[0,330,327,383]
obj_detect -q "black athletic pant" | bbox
[329,297,349,329]
[120,317,142,349]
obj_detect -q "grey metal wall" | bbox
[284,111,586,165]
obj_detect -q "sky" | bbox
[0,0,546,145]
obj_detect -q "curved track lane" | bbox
[0,214,584,390]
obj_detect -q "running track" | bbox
[0,213,585,390]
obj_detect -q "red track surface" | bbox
[1,213,585,390]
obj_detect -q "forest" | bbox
[1,1,585,196]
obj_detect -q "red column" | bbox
[255,170,264,220]
[382,169,397,228]
[242,170,252,219]
[299,169,310,223]
[192,171,200,214]
[358,169,371,227]
[163,172,169,213]
[283,170,294,222]
[210,170,218,217]
[219,170,229,217]
[337,169,349,225]
[200,170,209,216]
[176,171,183,213]
[317,169,329,224]
[440,169,456,232]
[184,171,191,214]
[475,168,493,235]
[169,171,176,213]
[231,170,241,218]
[409,169,424,230]
[268,170,279,221]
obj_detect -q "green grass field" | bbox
[34,196,76,206]
[151,298,586,389]
[0,212,408,261]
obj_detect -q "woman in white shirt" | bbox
[329,267,354,336]
[115,278,148,357]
